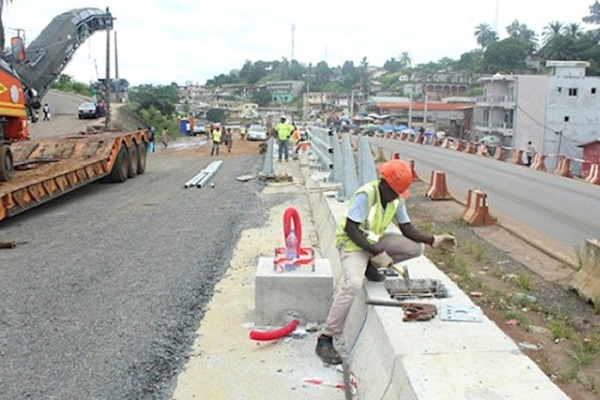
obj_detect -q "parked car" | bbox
[78,102,98,119]
[192,122,206,136]
[246,124,268,141]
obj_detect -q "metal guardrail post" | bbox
[357,136,378,185]
[330,130,343,183]
[337,133,359,201]
[262,137,274,177]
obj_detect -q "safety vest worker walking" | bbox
[211,125,222,156]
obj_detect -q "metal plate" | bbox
[439,305,483,322]
[383,278,448,300]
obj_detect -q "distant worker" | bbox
[293,126,309,158]
[148,126,156,153]
[161,127,170,150]
[91,87,98,104]
[526,141,535,166]
[315,160,456,365]
[224,127,233,153]
[275,116,293,162]
[42,103,51,121]
[211,125,222,156]
[239,124,247,140]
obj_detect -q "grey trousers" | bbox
[321,233,424,337]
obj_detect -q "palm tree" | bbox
[399,52,411,68]
[542,21,564,46]
[563,22,583,38]
[474,23,498,50]
[0,0,13,50]
[506,20,538,53]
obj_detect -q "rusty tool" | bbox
[389,264,413,297]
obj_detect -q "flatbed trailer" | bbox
[0,130,148,222]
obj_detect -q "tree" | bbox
[474,23,498,50]
[250,87,272,106]
[312,61,332,91]
[383,57,401,73]
[129,84,179,117]
[206,108,226,123]
[457,49,484,72]
[0,0,13,50]
[359,57,369,95]
[505,20,537,54]
[399,52,412,68]
[563,23,584,38]
[483,38,528,73]
[542,21,564,46]
[583,1,600,25]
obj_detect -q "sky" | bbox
[4,0,598,87]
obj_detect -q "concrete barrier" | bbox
[475,144,488,157]
[425,170,452,200]
[572,239,600,308]
[584,163,600,184]
[255,257,333,325]
[392,151,400,160]
[462,189,495,226]
[553,156,573,178]
[455,140,465,152]
[510,149,525,165]
[530,153,547,171]
[441,138,451,149]
[302,169,568,399]
[493,146,507,161]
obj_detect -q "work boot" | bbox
[315,335,342,365]
[365,263,386,282]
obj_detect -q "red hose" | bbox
[249,319,300,341]
[283,207,302,254]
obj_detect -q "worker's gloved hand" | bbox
[370,251,393,269]
[432,234,457,249]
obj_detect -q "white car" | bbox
[246,125,268,141]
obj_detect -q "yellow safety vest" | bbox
[276,122,293,141]
[335,180,402,252]
[213,129,222,143]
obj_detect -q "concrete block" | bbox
[572,239,600,306]
[255,257,333,326]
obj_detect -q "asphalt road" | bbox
[371,137,600,251]
[0,149,280,398]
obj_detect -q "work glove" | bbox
[369,251,393,269]
[432,234,457,249]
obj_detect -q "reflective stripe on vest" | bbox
[213,129,222,142]
[334,180,401,252]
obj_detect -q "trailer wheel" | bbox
[110,145,128,183]
[137,141,147,175]
[127,143,139,179]
[0,144,14,182]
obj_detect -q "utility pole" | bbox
[408,86,413,128]
[114,31,119,79]
[104,7,115,130]
[291,24,295,61]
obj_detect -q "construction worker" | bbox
[315,160,456,365]
[275,116,293,162]
[239,124,247,140]
[210,125,222,156]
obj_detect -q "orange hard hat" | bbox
[378,159,413,198]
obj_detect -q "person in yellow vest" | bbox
[275,116,294,162]
[315,160,456,365]
[210,125,222,156]
[239,124,247,140]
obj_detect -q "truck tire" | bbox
[137,141,147,175]
[0,144,14,182]
[110,145,128,183]
[127,143,139,179]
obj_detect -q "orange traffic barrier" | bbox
[464,142,477,154]
[553,156,573,178]
[493,146,506,161]
[409,158,420,181]
[510,149,525,165]
[475,144,488,157]
[441,138,451,148]
[455,140,465,152]
[431,136,439,146]
[392,151,400,160]
[585,163,600,184]
[530,153,547,171]
[426,170,452,200]
[462,189,495,226]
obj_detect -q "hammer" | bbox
[390,264,413,297]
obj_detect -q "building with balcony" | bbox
[475,61,600,172]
